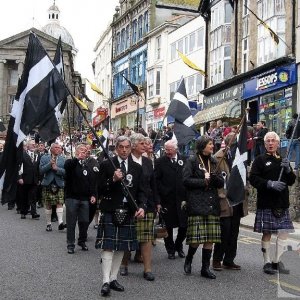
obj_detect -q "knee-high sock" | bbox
[101,251,113,284]
[110,251,124,282]
[45,209,52,225]
[274,237,287,263]
[261,241,271,264]
[56,207,63,224]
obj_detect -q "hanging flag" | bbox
[75,97,91,111]
[226,117,248,206]
[177,50,206,76]
[0,32,69,204]
[245,5,279,44]
[39,36,67,142]
[166,77,197,145]
[100,127,109,149]
[122,75,141,97]
[86,79,104,95]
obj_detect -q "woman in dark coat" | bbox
[182,136,224,279]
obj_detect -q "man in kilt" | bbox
[119,133,159,281]
[250,131,296,275]
[96,136,146,297]
[182,136,224,279]
[39,143,66,231]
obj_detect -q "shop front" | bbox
[145,106,165,131]
[243,63,297,138]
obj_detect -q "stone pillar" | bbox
[0,60,7,118]
[16,59,24,78]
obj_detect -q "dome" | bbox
[42,1,75,48]
[43,23,75,48]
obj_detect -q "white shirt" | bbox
[117,156,128,172]
[131,154,142,166]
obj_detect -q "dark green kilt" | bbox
[186,215,221,244]
[95,212,139,251]
[136,212,155,243]
[42,187,64,206]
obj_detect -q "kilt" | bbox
[136,212,155,243]
[95,212,139,251]
[186,215,221,245]
[254,209,294,234]
[42,187,64,206]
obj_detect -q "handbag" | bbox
[154,212,168,239]
[112,208,129,226]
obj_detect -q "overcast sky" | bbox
[0,0,119,79]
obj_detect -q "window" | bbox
[130,50,147,86]
[138,15,143,40]
[125,25,130,49]
[132,20,137,44]
[113,67,129,98]
[148,69,154,97]
[116,32,121,55]
[8,69,18,86]
[189,32,196,52]
[169,80,180,100]
[156,35,161,60]
[144,11,149,34]
[197,28,204,48]
[187,76,195,96]
[243,0,249,16]
[224,2,232,23]
[120,29,126,52]
[156,70,161,95]
[171,43,176,61]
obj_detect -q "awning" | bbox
[194,100,241,125]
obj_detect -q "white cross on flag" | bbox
[226,117,248,206]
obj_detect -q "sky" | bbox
[0,0,119,79]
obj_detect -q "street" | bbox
[0,205,299,300]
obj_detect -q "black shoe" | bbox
[101,282,110,296]
[46,224,52,232]
[67,248,75,254]
[78,242,88,251]
[51,216,58,222]
[201,268,216,279]
[8,206,14,210]
[21,214,26,219]
[168,253,175,260]
[120,266,128,276]
[263,263,277,275]
[109,280,124,292]
[184,258,192,275]
[272,262,289,274]
[143,272,155,281]
[16,209,20,214]
[32,214,40,220]
[58,223,65,230]
[177,249,185,258]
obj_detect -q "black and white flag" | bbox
[226,117,248,206]
[0,33,69,204]
[166,78,197,145]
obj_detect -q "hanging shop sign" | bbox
[93,107,108,127]
[243,63,297,100]
[153,107,165,119]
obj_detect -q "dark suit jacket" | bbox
[18,151,40,185]
[154,154,187,228]
[98,155,147,214]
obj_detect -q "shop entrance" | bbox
[248,100,258,126]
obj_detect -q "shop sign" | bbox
[154,107,165,119]
[93,107,108,127]
[243,63,297,100]
[203,84,242,109]
[115,104,127,113]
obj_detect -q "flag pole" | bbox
[214,113,247,173]
[278,112,300,181]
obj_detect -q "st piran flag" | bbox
[226,117,248,206]
[166,77,197,145]
[39,36,67,143]
[0,32,69,204]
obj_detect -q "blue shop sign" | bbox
[243,63,297,100]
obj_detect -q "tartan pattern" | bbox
[42,187,64,206]
[136,212,155,243]
[186,215,221,244]
[95,212,139,251]
[254,209,294,233]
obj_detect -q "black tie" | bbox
[120,160,126,175]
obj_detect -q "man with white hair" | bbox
[250,131,296,275]
[154,139,188,259]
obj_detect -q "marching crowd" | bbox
[0,122,297,297]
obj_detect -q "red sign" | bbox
[153,107,165,119]
[93,107,108,127]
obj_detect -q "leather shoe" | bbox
[212,260,223,271]
[78,242,88,251]
[168,253,175,259]
[223,262,241,270]
[201,268,216,279]
[143,272,155,281]
[101,282,110,296]
[58,223,65,230]
[120,266,128,276]
[177,249,185,258]
[32,214,40,220]
[21,214,26,219]
[67,248,75,254]
[109,280,124,292]
[263,263,277,275]
[184,258,192,274]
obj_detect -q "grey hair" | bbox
[264,131,280,142]
[164,139,178,150]
[115,135,131,147]
[130,133,146,149]
[50,142,61,149]
[144,137,152,144]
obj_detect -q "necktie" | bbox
[30,152,34,162]
[172,158,176,164]
[120,160,126,175]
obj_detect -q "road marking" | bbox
[238,235,261,245]
[269,279,300,292]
